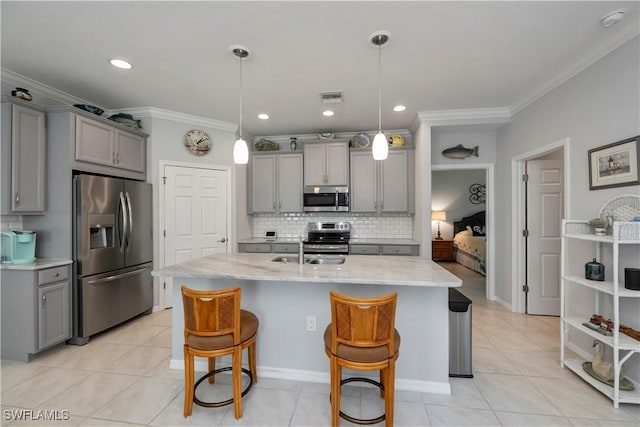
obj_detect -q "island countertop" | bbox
[152,253,461,288]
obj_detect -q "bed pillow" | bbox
[471,225,486,236]
[457,229,472,237]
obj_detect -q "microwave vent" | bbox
[320,91,343,104]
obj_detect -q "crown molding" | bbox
[416,107,512,127]
[254,129,413,144]
[1,67,96,107]
[112,107,238,133]
[510,27,639,115]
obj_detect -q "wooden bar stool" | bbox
[181,285,258,419]
[324,290,400,427]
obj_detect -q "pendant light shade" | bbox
[231,45,250,165]
[372,132,388,160]
[233,138,249,164]
[370,31,390,161]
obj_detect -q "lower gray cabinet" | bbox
[1,264,71,361]
[238,243,272,253]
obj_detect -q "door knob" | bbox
[217,238,227,243]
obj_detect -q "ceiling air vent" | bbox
[320,91,343,104]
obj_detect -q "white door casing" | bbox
[527,159,563,315]
[161,163,230,308]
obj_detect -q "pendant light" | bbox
[231,45,250,164]
[370,31,390,161]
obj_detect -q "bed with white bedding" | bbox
[452,211,486,275]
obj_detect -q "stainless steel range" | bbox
[303,221,350,255]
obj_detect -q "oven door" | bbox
[303,243,349,255]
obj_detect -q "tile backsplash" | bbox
[252,213,414,239]
[0,215,23,231]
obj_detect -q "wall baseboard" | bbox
[169,358,451,395]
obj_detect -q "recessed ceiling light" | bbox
[257,113,269,120]
[393,105,406,112]
[323,110,334,117]
[109,58,133,69]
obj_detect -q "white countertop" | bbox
[153,253,460,287]
[0,259,72,271]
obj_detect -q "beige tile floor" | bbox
[2,263,639,426]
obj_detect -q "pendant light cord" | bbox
[239,55,243,139]
[377,43,382,133]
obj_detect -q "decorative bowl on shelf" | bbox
[255,139,279,151]
[108,113,142,129]
[74,104,104,116]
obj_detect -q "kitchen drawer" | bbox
[38,266,69,285]
[238,243,272,253]
[381,245,418,256]
[349,244,380,255]
[272,243,298,253]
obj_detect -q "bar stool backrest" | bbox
[329,290,398,357]
[181,285,242,345]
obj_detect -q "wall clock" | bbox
[184,129,212,155]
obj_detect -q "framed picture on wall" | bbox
[588,135,639,190]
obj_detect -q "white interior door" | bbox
[527,159,563,315]
[163,164,229,307]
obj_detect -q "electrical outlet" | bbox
[306,315,316,332]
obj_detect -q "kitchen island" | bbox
[152,253,462,394]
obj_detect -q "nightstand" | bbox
[432,239,454,261]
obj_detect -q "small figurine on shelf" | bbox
[290,137,298,151]
[11,87,32,101]
[585,258,605,281]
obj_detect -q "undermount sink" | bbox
[271,255,346,265]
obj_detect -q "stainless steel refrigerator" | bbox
[70,174,153,344]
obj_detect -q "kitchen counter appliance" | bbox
[0,231,36,264]
[70,174,153,345]
[304,221,350,255]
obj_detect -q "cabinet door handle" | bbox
[279,201,282,210]
[15,192,20,206]
[42,295,46,306]
[54,272,59,277]
[273,201,276,210]
[374,201,378,210]
[113,152,116,164]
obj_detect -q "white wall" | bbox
[431,169,486,239]
[412,121,432,257]
[495,36,640,379]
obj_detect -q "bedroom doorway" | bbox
[431,164,495,301]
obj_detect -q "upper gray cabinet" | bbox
[45,106,148,181]
[247,152,303,214]
[1,98,46,214]
[350,149,415,213]
[75,115,146,174]
[304,141,349,186]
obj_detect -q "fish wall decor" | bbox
[442,144,479,159]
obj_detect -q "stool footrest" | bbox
[334,377,386,425]
[193,367,254,408]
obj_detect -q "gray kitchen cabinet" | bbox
[349,244,380,255]
[238,243,272,253]
[381,244,419,256]
[247,152,303,214]
[350,149,414,213]
[1,97,46,214]
[75,114,146,173]
[350,243,419,256]
[271,243,299,253]
[304,141,349,186]
[1,264,71,361]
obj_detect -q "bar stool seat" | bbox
[324,290,399,427]
[181,285,258,420]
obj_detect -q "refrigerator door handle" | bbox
[118,191,129,253]
[125,191,133,251]
[86,266,150,285]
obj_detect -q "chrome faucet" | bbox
[298,236,305,264]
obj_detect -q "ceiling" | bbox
[2,1,638,137]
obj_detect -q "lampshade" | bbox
[372,132,388,160]
[233,138,249,164]
[431,210,447,221]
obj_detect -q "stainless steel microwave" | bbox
[303,186,349,212]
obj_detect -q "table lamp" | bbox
[431,210,447,240]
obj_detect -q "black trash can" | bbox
[449,288,473,378]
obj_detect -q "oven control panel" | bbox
[307,221,351,232]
